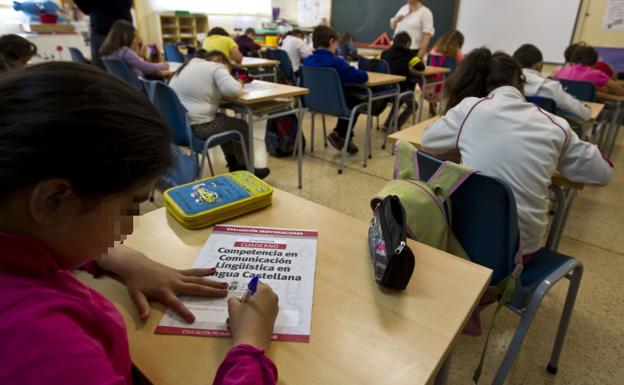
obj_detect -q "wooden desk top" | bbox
[597,91,624,102]
[237,57,280,68]
[364,71,406,87]
[76,189,491,385]
[224,80,309,105]
[388,117,585,190]
[586,101,605,120]
[414,67,451,76]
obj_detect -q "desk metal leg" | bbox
[603,101,622,158]
[296,98,305,188]
[364,89,373,167]
[546,186,577,251]
[418,76,427,123]
[243,105,255,171]
[434,352,452,385]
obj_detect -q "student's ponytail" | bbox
[444,48,523,112]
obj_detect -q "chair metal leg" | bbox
[376,115,380,130]
[310,112,315,152]
[547,263,583,374]
[206,151,215,176]
[322,114,328,147]
[296,102,305,188]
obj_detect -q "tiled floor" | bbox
[146,105,624,385]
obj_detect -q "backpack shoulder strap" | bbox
[427,160,477,195]
[394,140,420,180]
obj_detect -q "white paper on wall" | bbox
[603,0,624,31]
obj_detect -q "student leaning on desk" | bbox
[203,27,244,64]
[0,63,280,385]
[422,48,613,262]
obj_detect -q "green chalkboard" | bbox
[331,0,458,47]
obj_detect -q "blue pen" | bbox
[241,276,260,303]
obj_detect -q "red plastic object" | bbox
[40,14,58,24]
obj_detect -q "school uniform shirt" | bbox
[169,58,243,125]
[0,231,278,385]
[203,35,238,60]
[302,48,368,85]
[102,47,167,78]
[280,35,313,72]
[392,5,435,50]
[381,46,425,91]
[422,86,613,255]
[522,68,592,121]
[554,64,611,89]
[235,35,261,57]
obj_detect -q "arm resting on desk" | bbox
[558,127,613,186]
[213,344,278,385]
[421,100,471,153]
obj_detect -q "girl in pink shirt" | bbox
[555,45,624,96]
[0,62,279,385]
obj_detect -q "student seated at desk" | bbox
[565,42,616,80]
[203,27,244,64]
[426,30,465,115]
[513,44,591,122]
[235,28,261,58]
[169,50,270,179]
[336,32,360,61]
[303,25,379,155]
[280,29,313,75]
[100,20,168,79]
[0,62,279,385]
[555,45,624,96]
[0,34,37,73]
[380,31,425,130]
[422,48,613,260]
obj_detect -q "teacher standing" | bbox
[74,0,133,69]
[390,0,435,58]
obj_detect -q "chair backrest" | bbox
[300,66,352,117]
[148,80,193,147]
[416,151,519,284]
[266,48,295,83]
[156,144,199,190]
[163,43,185,63]
[526,96,557,113]
[427,54,458,72]
[358,57,391,74]
[558,78,596,102]
[68,47,88,64]
[102,58,141,89]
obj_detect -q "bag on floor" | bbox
[265,113,305,157]
[368,195,415,290]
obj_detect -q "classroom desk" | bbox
[223,81,309,188]
[587,101,605,121]
[412,67,452,123]
[387,117,585,251]
[159,61,182,78]
[348,72,406,170]
[596,91,624,157]
[76,188,492,385]
[237,57,281,82]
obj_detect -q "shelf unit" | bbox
[156,14,208,48]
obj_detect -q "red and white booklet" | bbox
[155,224,318,342]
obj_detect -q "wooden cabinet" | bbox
[156,13,208,48]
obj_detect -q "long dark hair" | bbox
[172,50,231,78]
[0,62,172,199]
[100,20,136,56]
[571,45,599,66]
[393,32,412,49]
[0,34,37,70]
[445,48,524,112]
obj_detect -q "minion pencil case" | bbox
[164,171,273,229]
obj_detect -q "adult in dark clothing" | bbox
[380,32,424,129]
[74,0,133,69]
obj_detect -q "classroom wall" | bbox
[575,0,624,47]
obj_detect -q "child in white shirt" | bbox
[280,29,313,75]
[422,48,613,258]
[513,44,591,122]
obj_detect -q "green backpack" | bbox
[372,140,476,258]
[373,141,522,383]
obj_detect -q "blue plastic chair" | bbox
[102,58,142,90]
[427,54,458,71]
[558,79,596,102]
[266,48,296,84]
[300,66,368,174]
[416,151,583,385]
[163,43,185,63]
[141,79,250,179]
[527,96,557,113]
[68,47,89,64]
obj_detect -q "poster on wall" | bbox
[297,0,331,27]
[602,0,624,31]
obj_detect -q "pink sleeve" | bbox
[456,50,464,62]
[590,69,610,88]
[121,47,167,75]
[212,345,278,385]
